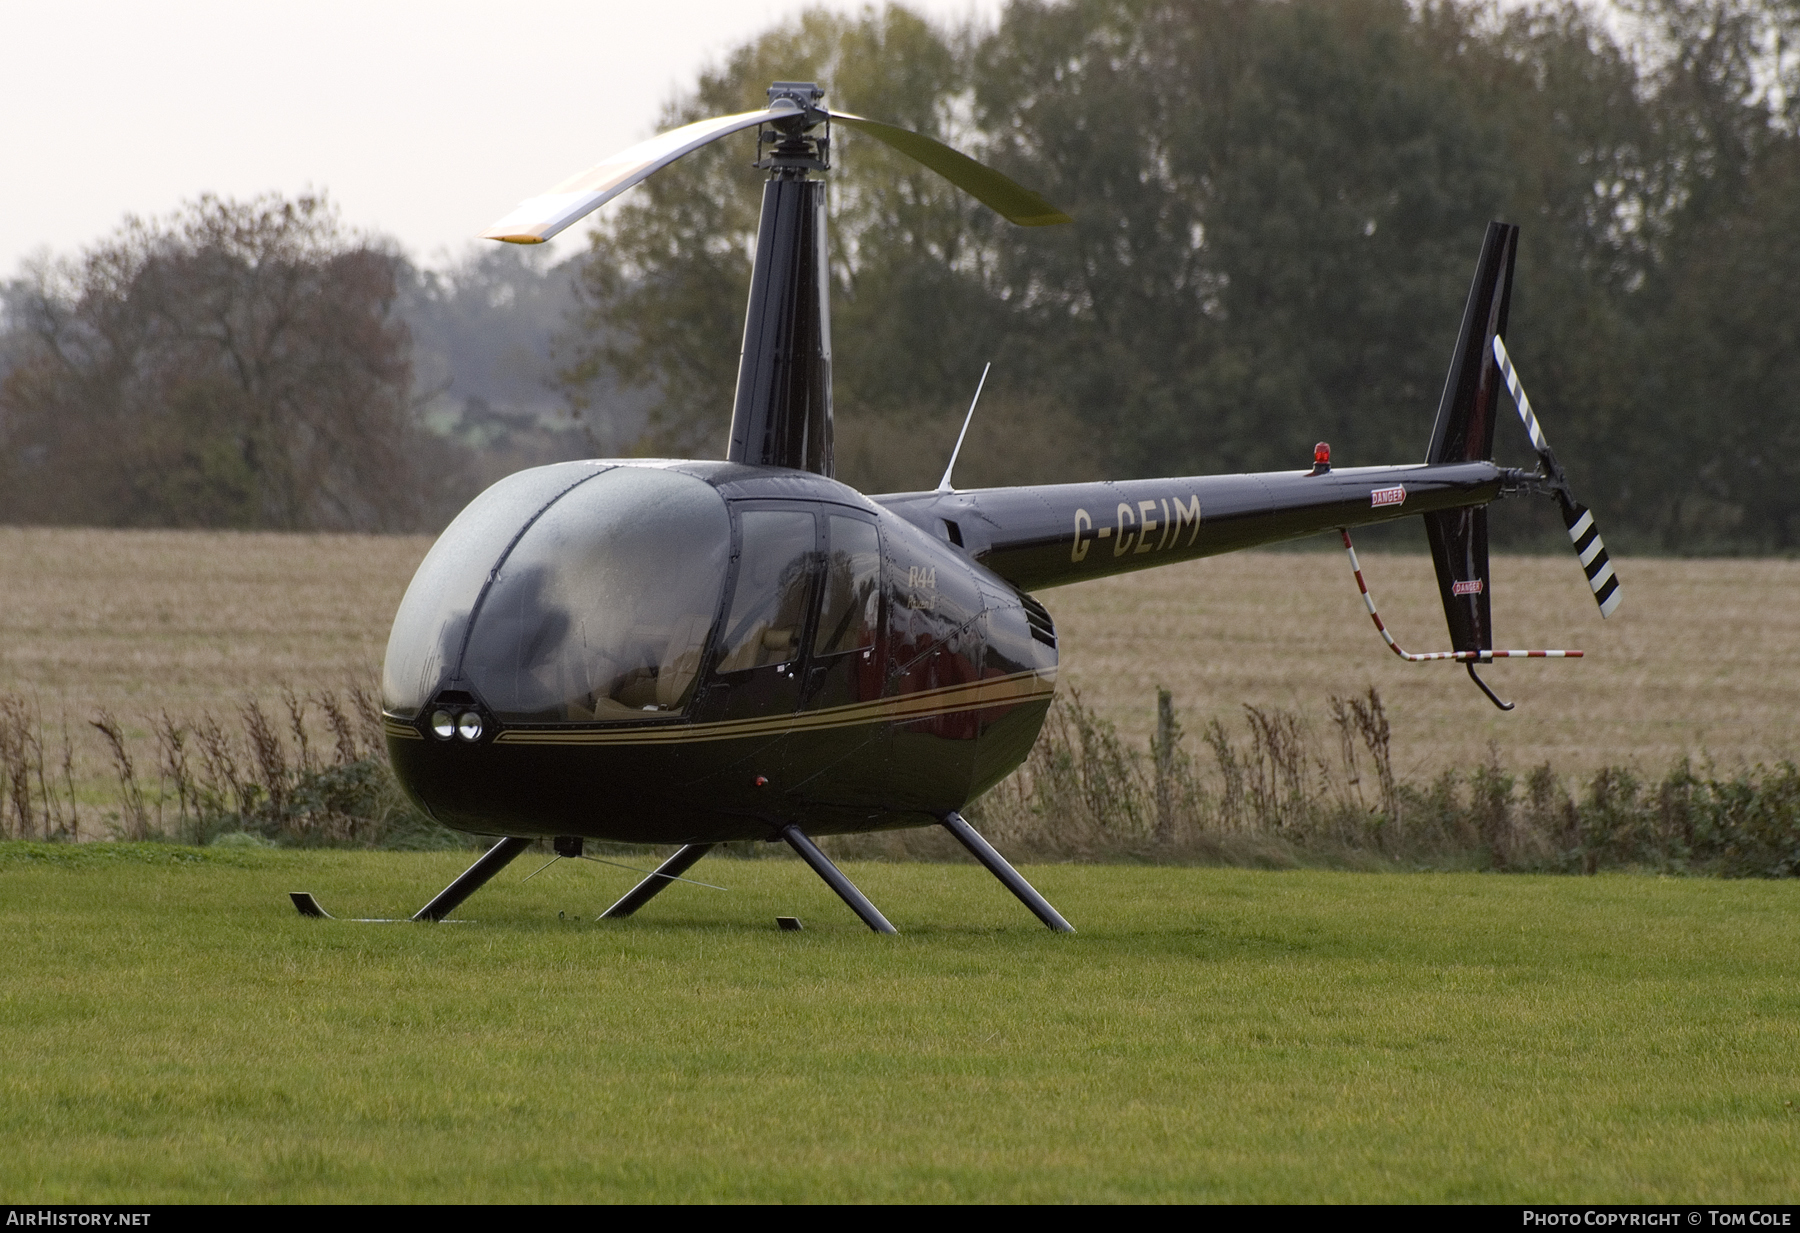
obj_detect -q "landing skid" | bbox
[286,892,447,923]
[779,824,897,934]
[289,891,331,918]
[287,817,1073,935]
[599,843,717,918]
[412,836,531,920]
[288,836,530,923]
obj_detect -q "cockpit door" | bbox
[802,513,885,711]
[708,506,821,721]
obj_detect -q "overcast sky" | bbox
[1,0,1005,276]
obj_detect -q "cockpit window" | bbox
[460,466,730,723]
[716,509,818,673]
[381,462,610,718]
[815,516,881,656]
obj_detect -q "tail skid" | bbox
[1340,531,1582,663]
[1340,528,1582,711]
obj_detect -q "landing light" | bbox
[430,710,455,740]
[457,712,484,742]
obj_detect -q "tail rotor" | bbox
[1492,335,1621,619]
[1342,223,1617,711]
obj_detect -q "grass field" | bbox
[3,526,1799,832]
[3,528,1796,1202]
[1,845,1795,1202]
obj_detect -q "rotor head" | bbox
[758,81,830,174]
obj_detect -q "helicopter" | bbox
[291,81,1618,934]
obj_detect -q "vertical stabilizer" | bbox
[1426,221,1517,467]
[1423,221,1517,656]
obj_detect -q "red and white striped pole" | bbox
[1340,529,1582,662]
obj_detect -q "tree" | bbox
[555,0,1800,549]
[558,6,1047,471]
[0,193,435,530]
[1612,0,1800,548]
[977,0,1521,477]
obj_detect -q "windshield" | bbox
[460,466,731,723]
[381,462,611,718]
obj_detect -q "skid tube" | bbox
[288,836,532,922]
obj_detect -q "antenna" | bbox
[936,362,991,493]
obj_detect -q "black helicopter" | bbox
[291,82,1618,934]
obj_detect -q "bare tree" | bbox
[0,193,439,530]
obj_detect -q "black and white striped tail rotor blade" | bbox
[1492,335,1621,619]
[1493,334,1551,456]
[1564,502,1621,617]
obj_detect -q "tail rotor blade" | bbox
[1492,335,1622,620]
[1492,334,1552,463]
[1564,501,1622,618]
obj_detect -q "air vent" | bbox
[1020,594,1057,649]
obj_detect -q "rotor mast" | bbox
[726,82,835,476]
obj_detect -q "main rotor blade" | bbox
[829,111,1072,226]
[482,108,789,244]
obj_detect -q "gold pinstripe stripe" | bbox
[488,668,1056,748]
[385,720,424,741]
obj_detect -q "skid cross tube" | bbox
[599,844,718,919]
[413,836,532,921]
[779,824,897,934]
[939,812,1074,932]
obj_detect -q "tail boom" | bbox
[877,460,1501,593]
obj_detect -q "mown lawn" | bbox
[1,845,1795,1202]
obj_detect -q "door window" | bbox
[814,516,881,657]
[717,509,819,673]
